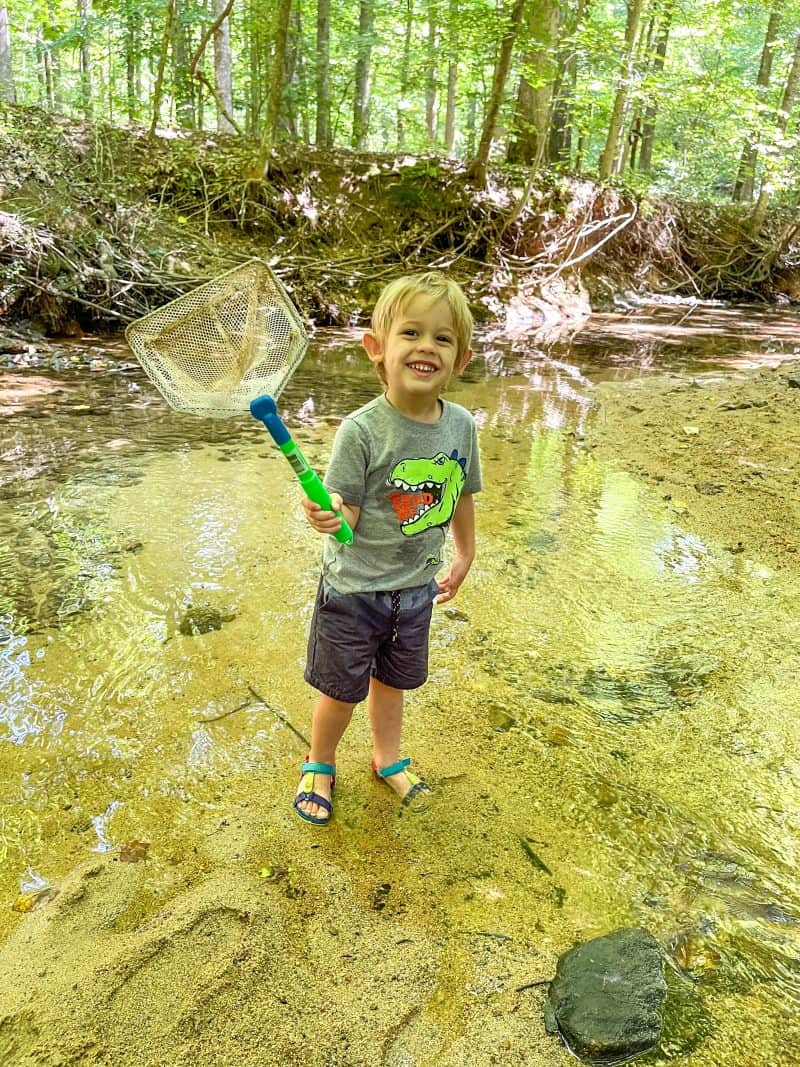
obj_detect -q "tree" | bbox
[425,0,439,145]
[254,0,292,174]
[750,30,800,236]
[507,0,560,166]
[213,0,235,133]
[172,1,195,127]
[733,7,781,203]
[547,0,589,167]
[149,0,177,137]
[397,0,414,149]
[352,0,375,149]
[443,0,459,154]
[123,5,143,123]
[470,0,527,184]
[637,5,672,174]
[0,5,15,104]
[315,0,331,145]
[78,0,92,118]
[598,0,646,179]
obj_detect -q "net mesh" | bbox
[125,260,308,418]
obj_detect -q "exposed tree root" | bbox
[1,106,798,335]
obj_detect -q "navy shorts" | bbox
[304,577,440,704]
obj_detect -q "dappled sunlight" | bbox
[572,305,800,374]
[1,313,800,1064]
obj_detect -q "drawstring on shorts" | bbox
[390,591,401,643]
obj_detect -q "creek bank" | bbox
[0,792,566,1067]
[2,106,799,340]
[584,359,800,573]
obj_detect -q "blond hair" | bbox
[370,272,473,380]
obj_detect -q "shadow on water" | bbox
[2,304,800,1063]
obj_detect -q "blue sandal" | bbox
[372,757,431,813]
[293,759,336,826]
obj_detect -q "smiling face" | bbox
[363,295,472,420]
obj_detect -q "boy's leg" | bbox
[368,677,428,802]
[295,692,355,819]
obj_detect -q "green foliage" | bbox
[1,0,799,201]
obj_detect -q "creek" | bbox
[1,303,800,1065]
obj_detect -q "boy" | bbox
[294,271,482,824]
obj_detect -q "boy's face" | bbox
[362,296,471,411]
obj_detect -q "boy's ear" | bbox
[362,331,383,364]
[454,347,473,375]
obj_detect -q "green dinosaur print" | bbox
[387,450,466,536]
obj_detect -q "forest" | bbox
[2,0,800,204]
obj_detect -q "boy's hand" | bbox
[302,492,344,535]
[302,493,359,536]
[435,553,472,604]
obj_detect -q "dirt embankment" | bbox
[2,104,799,342]
[585,360,800,573]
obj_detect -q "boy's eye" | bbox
[402,329,417,337]
[438,335,453,344]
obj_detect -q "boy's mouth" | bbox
[406,361,438,377]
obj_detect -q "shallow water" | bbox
[2,304,800,1064]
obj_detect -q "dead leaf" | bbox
[120,839,150,863]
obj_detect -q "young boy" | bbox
[294,271,482,824]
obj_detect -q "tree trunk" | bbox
[78,0,92,118]
[149,0,177,137]
[465,89,477,156]
[0,6,15,104]
[315,0,331,145]
[397,0,414,149]
[45,0,61,107]
[470,0,527,184]
[287,8,308,140]
[352,0,375,149]
[37,32,52,108]
[172,2,195,128]
[247,0,263,135]
[125,8,142,123]
[507,0,560,166]
[443,0,459,155]
[750,31,800,237]
[254,0,292,175]
[548,0,589,167]
[213,0,235,132]
[638,9,671,173]
[733,7,781,202]
[425,1,439,145]
[598,0,646,179]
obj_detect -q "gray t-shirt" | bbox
[321,394,482,594]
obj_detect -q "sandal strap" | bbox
[401,779,429,806]
[294,790,332,814]
[376,757,411,778]
[301,760,335,776]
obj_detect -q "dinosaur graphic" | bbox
[387,450,466,536]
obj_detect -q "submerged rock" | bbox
[545,927,666,1064]
[177,605,237,636]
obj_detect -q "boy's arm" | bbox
[436,493,475,604]
[302,492,360,536]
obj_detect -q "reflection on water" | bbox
[2,306,800,1063]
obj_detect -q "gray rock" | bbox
[546,927,666,1063]
[177,605,237,636]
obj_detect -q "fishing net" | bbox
[125,259,308,418]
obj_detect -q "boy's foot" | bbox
[293,761,335,825]
[372,758,431,813]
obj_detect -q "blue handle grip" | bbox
[250,395,290,445]
[249,395,353,545]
